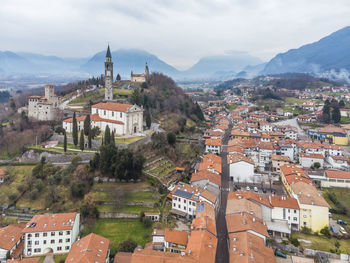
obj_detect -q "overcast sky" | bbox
[1,0,350,69]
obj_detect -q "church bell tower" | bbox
[104,45,113,101]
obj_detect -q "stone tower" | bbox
[145,62,149,79]
[104,45,113,101]
[44,84,55,102]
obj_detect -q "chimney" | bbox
[252,217,256,222]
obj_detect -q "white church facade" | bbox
[62,46,144,136]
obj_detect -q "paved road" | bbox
[43,254,54,263]
[215,126,231,263]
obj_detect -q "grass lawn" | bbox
[125,191,160,203]
[98,204,159,214]
[54,254,68,263]
[321,188,350,231]
[69,90,102,104]
[292,232,350,254]
[99,88,133,96]
[227,104,238,111]
[88,219,153,253]
[115,136,144,144]
[285,97,307,105]
[340,116,350,124]
[0,165,34,205]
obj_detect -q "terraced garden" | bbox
[144,155,179,186]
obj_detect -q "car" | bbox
[235,185,241,190]
[337,219,347,225]
[329,212,332,218]
[271,189,276,194]
[340,226,347,235]
[246,186,250,191]
[253,186,258,192]
[330,225,338,234]
[262,188,267,193]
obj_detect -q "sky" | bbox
[1,0,350,70]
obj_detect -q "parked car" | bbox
[235,185,241,190]
[246,186,250,191]
[262,188,267,193]
[253,186,258,192]
[329,212,332,218]
[330,225,338,234]
[274,250,287,258]
[340,226,347,235]
[337,219,347,225]
[271,189,276,194]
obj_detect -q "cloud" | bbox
[0,0,350,69]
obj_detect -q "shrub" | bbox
[167,132,176,146]
[143,217,152,228]
[291,238,300,247]
[118,238,137,252]
[320,226,331,238]
[301,227,312,235]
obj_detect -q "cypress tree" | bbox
[84,114,90,136]
[105,125,111,145]
[64,132,67,152]
[88,127,92,149]
[80,130,85,151]
[146,111,151,129]
[111,131,115,145]
[72,112,78,146]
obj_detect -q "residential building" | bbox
[227,153,255,183]
[205,138,222,154]
[269,195,300,231]
[271,155,290,172]
[22,213,80,257]
[169,183,217,219]
[198,154,222,175]
[65,233,110,263]
[299,153,324,169]
[321,170,350,188]
[290,182,329,232]
[144,212,160,222]
[0,223,25,263]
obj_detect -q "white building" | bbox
[269,195,300,231]
[23,213,80,257]
[321,170,350,188]
[130,63,149,83]
[169,183,217,219]
[227,154,255,183]
[63,102,143,136]
[28,85,59,121]
[285,129,298,140]
[0,224,24,263]
[205,138,222,154]
[299,153,324,168]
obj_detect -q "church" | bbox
[130,63,149,83]
[63,45,144,136]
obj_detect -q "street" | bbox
[215,127,231,263]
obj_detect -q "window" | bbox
[112,111,114,116]
[28,241,32,245]
[173,203,176,207]
[43,240,47,245]
[104,110,106,115]
[57,247,62,251]
[293,217,297,221]
[59,231,63,236]
[43,233,47,237]
[294,210,297,214]
[184,200,186,203]
[174,197,177,201]
[120,112,122,118]
[35,233,39,237]
[96,109,98,114]
[66,231,71,235]
[51,232,55,236]
[34,249,41,253]
[65,246,70,250]
[178,205,180,208]
[303,215,307,218]
[35,241,39,245]
[28,234,32,238]
[189,208,191,212]
[59,239,63,243]
[51,240,55,244]
[303,222,307,226]
[66,238,70,243]
[184,207,186,210]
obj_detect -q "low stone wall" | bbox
[99,212,139,219]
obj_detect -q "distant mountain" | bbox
[81,49,180,78]
[262,26,350,79]
[183,51,262,79]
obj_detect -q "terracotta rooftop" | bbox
[190,170,221,187]
[228,191,271,208]
[227,153,254,165]
[92,102,134,112]
[205,138,222,146]
[318,124,346,134]
[169,182,216,204]
[226,198,262,219]
[226,213,268,237]
[66,233,110,263]
[269,195,300,210]
[325,170,350,180]
[22,212,78,233]
[185,230,217,263]
[165,229,188,247]
[228,232,275,263]
[271,154,290,162]
[0,223,26,250]
[6,258,40,263]
[192,202,217,236]
[131,248,197,263]
[114,252,132,263]
[290,182,330,207]
[227,145,245,154]
[299,152,324,159]
[63,113,124,125]
[198,154,222,174]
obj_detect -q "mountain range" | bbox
[1,26,350,82]
[261,26,350,81]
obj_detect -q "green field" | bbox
[99,88,133,96]
[285,97,307,105]
[292,232,350,253]
[115,136,144,144]
[0,165,34,205]
[340,116,350,124]
[87,219,153,254]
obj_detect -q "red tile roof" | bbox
[190,170,221,187]
[22,213,78,233]
[92,102,134,112]
[325,170,350,180]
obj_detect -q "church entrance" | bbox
[134,126,137,133]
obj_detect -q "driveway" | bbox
[43,254,54,263]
